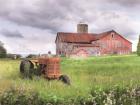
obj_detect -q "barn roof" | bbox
[56,30,132,44]
[56,33,97,43]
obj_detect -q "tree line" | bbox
[0,41,21,59]
[0,41,7,58]
[137,35,140,56]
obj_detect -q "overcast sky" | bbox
[0,0,140,55]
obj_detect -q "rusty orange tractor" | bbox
[20,57,70,85]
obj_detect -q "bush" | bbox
[26,54,37,58]
[0,45,7,58]
[7,54,22,59]
[0,86,140,105]
[90,86,140,105]
[137,35,140,56]
[0,88,45,105]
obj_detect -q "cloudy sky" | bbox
[0,0,140,55]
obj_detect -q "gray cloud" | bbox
[1,29,24,38]
[0,0,138,39]
[0,0,79,32]
[0,0,137,33]
[104,0,140,6]
[0,0,139,53]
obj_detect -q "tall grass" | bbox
[0,55,140,103]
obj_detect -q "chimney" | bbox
[77,23,88,33]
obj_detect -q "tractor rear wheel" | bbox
[59,75,70,85]
[20,60,34,79]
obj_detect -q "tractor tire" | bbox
[20,60,34,79]
[59,75,71,85]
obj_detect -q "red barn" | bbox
[55,24,132,57]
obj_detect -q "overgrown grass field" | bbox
[0,55,140,104]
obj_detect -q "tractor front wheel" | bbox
[59,75,71,85]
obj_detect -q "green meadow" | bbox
[0,55,140,104]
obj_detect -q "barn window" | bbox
[112,34,114,38]
[59,51,61,55]
[111,33,115,38]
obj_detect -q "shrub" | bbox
[7,54,22,59]
[0,86,140,105]
[137,35,140,56]
[0,88,45,105]
[26,54,37,58]
[0,45,7,58]
[90,86,140,105]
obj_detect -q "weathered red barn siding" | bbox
[55,30,132,57]
[72,46,100,57]
[97,32,132,55]
[72,49,88,57]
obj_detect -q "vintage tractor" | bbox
[20,57,70,85]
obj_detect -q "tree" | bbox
[26,54,37,58]
[7,54,22,59]
[0,41,3,46]
[137,35,140,56]
[16,54,22,59]
[0,41,7,58]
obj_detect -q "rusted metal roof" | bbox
[56,30,132,44]
[56,30,111,43]
[58,33,97,43]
